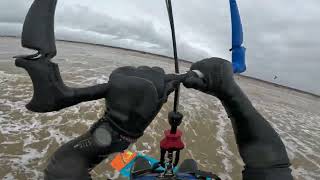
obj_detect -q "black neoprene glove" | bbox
[183,57,236,99]
[105,66,177,139]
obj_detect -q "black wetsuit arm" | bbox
[44,120,130,180]
[220,83,293,180]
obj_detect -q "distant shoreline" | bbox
[2,35,319,98]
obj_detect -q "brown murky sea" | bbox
[1,37,320,180]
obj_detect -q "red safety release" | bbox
[160,129,184,150]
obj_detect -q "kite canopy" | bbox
[229,0,246,73]
[22,0,57,58]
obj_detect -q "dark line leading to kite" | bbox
[165,0,180,113]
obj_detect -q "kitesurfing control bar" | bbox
[165,71,204,84]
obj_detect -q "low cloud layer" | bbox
[0,0,319,95]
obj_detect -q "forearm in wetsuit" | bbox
[220,82,293,180]
[44,119,131,180]
[183,58,293,180]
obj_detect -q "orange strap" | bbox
[110,151,137,171]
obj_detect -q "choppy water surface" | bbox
[1,38,320,180]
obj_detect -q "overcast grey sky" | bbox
[0,0,319,95]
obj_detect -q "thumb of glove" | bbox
[183,76,207,91]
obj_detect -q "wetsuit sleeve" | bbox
[44,120,130,180]
[220,83,293,180]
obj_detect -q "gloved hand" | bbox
[105,66,177,139]
[183,57,237,99]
